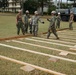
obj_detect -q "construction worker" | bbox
[56,12,61,29]
[16,10,25,35]
[69,11,74,30]
[47,11,59,39]
[29,18,32,34]
[24,10,30,33]
[31,11,44,36]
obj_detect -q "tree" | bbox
[1,0,8,8]
[23,0,38,14]
[67,0,76,7]
[37,0,53,15]
[23,0,53,15]
[0,0,2,8]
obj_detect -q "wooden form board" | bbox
[0,55,66,75]
[12,40,76,56]
[32,37,76,45]
[0,43,76,63]
[25,38,73,48]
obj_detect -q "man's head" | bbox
[51,11,56,15]
[70,11,73,14]
[18,10,22,14]
[58,12,60,15]
[34,11,38,16]
[26,10,29,14]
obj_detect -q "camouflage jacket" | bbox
[48,16,56,28]
[56,16,61,22]
[31,16,43,26]
[24,14,30,24]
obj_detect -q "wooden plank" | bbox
[46,36,76,42]
[0,55,66,75]
[0,28,69,41]
[25,38,73,48]
[0,43,76,63]
[60,39,76,43]
[32,37,76,45]
[42,28,69,34]
[53,35,76,40]
[58,32,76,36]
[0,34,32,41]
[12,40,76,55]
[44,34,76,40]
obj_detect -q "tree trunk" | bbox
[41,0,43,16]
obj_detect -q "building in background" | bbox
[1,0,76,13]
[8,0,21,12]
[1,0,21,12]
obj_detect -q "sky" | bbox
[53,0,75,3]
[53,0,67,3]
[61,0,67,2]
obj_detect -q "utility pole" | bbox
[74,0,75,3]
[41,0,43,16]
[58,0,60,9]
[21,0,24,14]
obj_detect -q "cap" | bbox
[34,11,38,14]
[58,12,60,14]
[51,11,56,14]
[70,11,73,14]
[18,10,22,13]
[26,10,29,13]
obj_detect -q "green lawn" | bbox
[0,13,75,38]
[0,13,76,75]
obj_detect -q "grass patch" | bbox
[0,46,76,75]
[0,13,76,75]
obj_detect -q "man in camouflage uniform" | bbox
[47,11,59,39]
[24,10,30,33]
[31,11,44,36]
[56,12,61,29]
[16,10,25,35]
[69,11,74,30]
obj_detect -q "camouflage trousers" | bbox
[69,22,73,30]
[47,27,59,39]
[32,25,38,36]
[24,23,32,34]
[17,21,25,35]
[56,21,60,29]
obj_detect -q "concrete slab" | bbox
[48,57,59,62]
[70,48,76,51]
[70,45,76,50]
[74,45,76,48]
[20,65,35,72]
[59,51,69,56]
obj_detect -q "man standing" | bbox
[69,11,74,30]
[47,11,59,39]
[16,10,25,35]
[56,12,61,29]
[31,11,44,36]
[24,10,30,33]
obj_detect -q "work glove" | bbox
[47,18,49,21]
[42,22,44,24]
